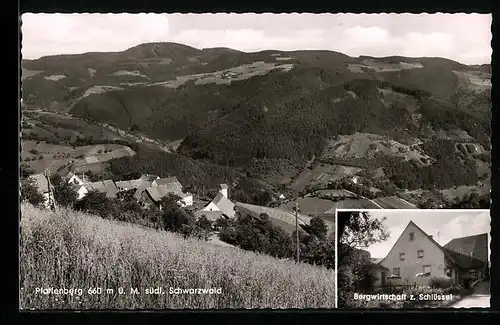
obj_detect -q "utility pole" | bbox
[44,169,57,212]
[295,202,299,264]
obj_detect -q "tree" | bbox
[20,163,35,179]
[159,194,195,232]
[73,190,116,218]
[337,211,389,300]
[196,215,212,231]
[337,211,389,262]
[304,216,328,240]
[20,178,45,207]
[50,174,78,207]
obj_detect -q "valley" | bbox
[21,42,491,214]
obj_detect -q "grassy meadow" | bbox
[20,203,336,309]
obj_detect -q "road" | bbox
[451,281,490,308]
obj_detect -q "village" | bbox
[26,170,332,233]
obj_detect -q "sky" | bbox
[360,210,491,259]
[21,13,491,65]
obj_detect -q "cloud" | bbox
[21,13,492,64]
[344,26,390,43]
[365,210,490,259]
[21,13,170,59]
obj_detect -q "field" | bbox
[22,111,128,143]
[21,140,135,174]
[326,199,381,210]
[20,204,336,309]
[315,189,357,199]
[372,196,417,209]
[322,133,431,164]
[146,61,294,88]
[290,162,362,193]
[281,197,338,216]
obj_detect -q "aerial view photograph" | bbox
[19,13,490,309]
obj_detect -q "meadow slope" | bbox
[20,204,336,309]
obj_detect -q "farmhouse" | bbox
[115,179,142,191]
[87,180,120,198]
[28,173,55,208]
[143,185,193,208]
[370,221,489,288]
[72,184,89,200]
[198,184,235,218]
[67,172,86,186]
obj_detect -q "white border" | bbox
[335,210,338,308]
[334,208,490,309]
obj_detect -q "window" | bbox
[399,253,405,260]
[446,267,452,277]
[423,265,431,275]
[393,268,400,276]
[409,232,415,241]
[417,250,424,258]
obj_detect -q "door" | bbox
[381,271,386,286]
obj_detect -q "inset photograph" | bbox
[336,209,490,308]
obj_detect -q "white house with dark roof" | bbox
[370,220,489,288]
[143,185,193,208]
[67,172,86,186]
[198,185,235,218]
[219,183,230,198]
[72,184,89,200]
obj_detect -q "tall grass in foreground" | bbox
[20,203,336,309]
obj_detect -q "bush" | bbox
[20,179,45,207]
[50,174,78,208]
[73,190,116,219]
[429,276,453,289]
[20,163,35,179]
[443,284,463,295]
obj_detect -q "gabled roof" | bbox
[71,184,88,192]
[115,179,142,189]
[145,185,192,204]
[442,248,485,269]
[154,176,182,187]
[443,233,488,263]
[133,180,154,200]
[88,179,119,198]
[157,180,183,195]
[210,192,235,218]
[377,221,487,270]
[145,186,169,203]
